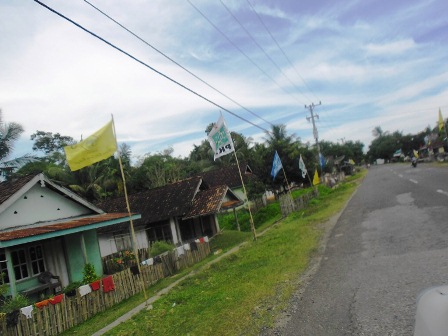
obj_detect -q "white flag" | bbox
[207,115,235,160]
[299,155,307,178]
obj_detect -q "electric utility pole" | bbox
[306,101,322,169]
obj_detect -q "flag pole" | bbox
[299,155,317,191]
[303,166,313,188]
[281,165,294,201]
[274,152,294,212]
[307,173,314,190]
[233,150,257,241]
[111,115,148,302]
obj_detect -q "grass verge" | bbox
[63,170,366,336]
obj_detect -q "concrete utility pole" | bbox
[306,101,322,169]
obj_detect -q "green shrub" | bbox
[253,202,280,226]
[150,241,175,256]
[82,263,99,284]
[0,294,30,313]
[217,212,239,231]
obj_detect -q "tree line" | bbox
[2,123,363,202]
[2,109,445,203]
[366,121,447,163]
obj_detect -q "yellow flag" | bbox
[64,120,117,171]
[439,108,444,131]
[313,169,320,185]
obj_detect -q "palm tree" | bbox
[372,126,385,138]
[0,109,24,161]
[264,124,296,149]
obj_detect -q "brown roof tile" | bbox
[183,185,229,219]
[0,174,37,205]
[198,162,254,188]
[96,177,202,223]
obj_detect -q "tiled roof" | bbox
[183,185,230,219]
[0,174,37,205]
[198,162,254,188]
[0,213,131,242]
[96,177,202,223]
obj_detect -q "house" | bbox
[197,162,255,204]
[95,176,242,255]
[0,173,140,298]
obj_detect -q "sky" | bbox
[1,0,447,163]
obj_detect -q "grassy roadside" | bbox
[63,170,366,336]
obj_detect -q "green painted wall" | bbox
[84,230,103,278]
[15,277,39,293]
[64,230,103,283]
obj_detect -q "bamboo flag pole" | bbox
[111,115,148,302]
[307,172,314,189]
[233,151,257,241]
[299,155,315,189]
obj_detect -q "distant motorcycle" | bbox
[411,157,417,168]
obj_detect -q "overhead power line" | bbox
[219,0,312,104]
[186,0,306,106]
[83,0,274,128]
[246,0,321,103]
[33,0,271,135]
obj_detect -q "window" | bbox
[12,249,28,280]
[0,244,46,282]
[0,251,9,284]
[147,222,173,244]
[29,245,45,276]
[114,231,132,252]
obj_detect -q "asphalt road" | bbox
[273,163,448,336]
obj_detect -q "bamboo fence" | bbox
[279,189,319,217]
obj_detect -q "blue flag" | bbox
[271,151,283,180]
[319,153,325,168]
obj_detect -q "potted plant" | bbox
[63,281,82,297]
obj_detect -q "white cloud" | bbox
[379,72,448,106]
[365,39,416,55]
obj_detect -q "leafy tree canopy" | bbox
[30,130,74,165]
[0,109,24,162]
